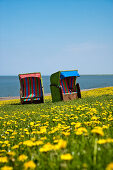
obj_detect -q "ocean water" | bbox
[0,75,113,97]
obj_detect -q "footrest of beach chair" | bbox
[22,97,40,101]
[62,92,78,101]
[20,96,42,104]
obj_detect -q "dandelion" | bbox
[0,156,8,163]
[91,116,99,120]
[75,127,88,135]
[97,138,113,144]
[106,162,113,170]
[24,160,36,169]
[40,137,47,141]
[4,141,9,145]
[54,139,67,150]
[35,140,43,146]
[20,135,24,138]
[61,153,73,160]
[40,127,46,133]
[31,138,36,141]
[71,122,76,125]
[91,127,104,136]
[23,140,34,147]
[106,138,113,143]
[62,131,70,136]
[7,151,16,157]
[0,150,6,153]
[97,139,107,144]
[30,122,34,126]
[1,166,13,170]
[75,122,81,128]
[39,142,53,152]
[12,145,19,149]
[18,154,28,162]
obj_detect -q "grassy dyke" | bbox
[0,87,113,170]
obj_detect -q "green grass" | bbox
[0,87,113,170]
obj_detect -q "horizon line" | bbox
[0,74,113,76]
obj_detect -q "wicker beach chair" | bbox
[50,70,81,102]
[19,73,44,104]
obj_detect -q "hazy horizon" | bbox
[1,74,113,76]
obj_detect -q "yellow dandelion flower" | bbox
[20,135,24,138]
[31,138,36,142]
[4,141,9,145]
[62,131,70,136]
[1,166,13,170]
[30,122,34,126]
[75,122,81,128]
[12,145,19,149]
[61,153,73,160]
[97,139,107,144]
[91,116,99,120]
[0,150,6,153]
[54,139,67,150]
[23,140,34,147]
[18,154,28,162]
[71,122,76,125]
[91,127,104,136]
[97,138,113,144]
[39,142,53,152]
[35,140,43,146]
[18,142,23,145]
[106,162,113,170]
[102,125,109,129]
[40,136,47,141]
[40,127,46,133]
[0,156,8,163]
[24,160,36,169]
[106,138,113,143]
[75,127,88,135]
[7,151,16,157]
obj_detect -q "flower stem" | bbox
[93,138,98,166]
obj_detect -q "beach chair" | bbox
[19,73,44,104]
[50,70,81,102]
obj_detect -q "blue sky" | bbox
[0,0,113,75]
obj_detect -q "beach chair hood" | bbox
[60,70,80,79]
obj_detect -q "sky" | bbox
[0,0,113,75]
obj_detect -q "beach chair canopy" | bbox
[19,73,41,79]
[19,72,44,104]
[60,70,80,79]
[50,70,80,102]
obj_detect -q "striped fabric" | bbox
[60,77,77,94]
[69,76,76,92]
[21,77,43,99]
[60,78,71,94]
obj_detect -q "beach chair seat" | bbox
[60,77,77,94]
[60,77,78,101]
[19,73,44,104]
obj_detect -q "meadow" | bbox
[0,87,113,170]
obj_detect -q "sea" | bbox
[0,75,113,97]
